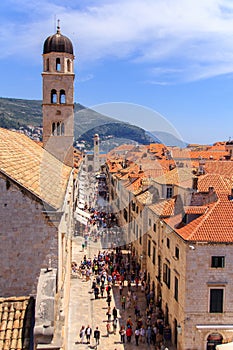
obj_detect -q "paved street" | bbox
[67,236,173,350]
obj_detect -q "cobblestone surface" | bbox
[67,236,173,350]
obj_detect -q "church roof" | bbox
[0,128,72,210]
[43,25,74,55]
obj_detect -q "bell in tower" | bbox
[42,21,75,167]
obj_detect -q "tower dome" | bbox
[43,23,73,55]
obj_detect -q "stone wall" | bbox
[0,175,58,297]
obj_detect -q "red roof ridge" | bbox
[187,199,219,240]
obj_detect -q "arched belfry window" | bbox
[61,122,65,135]
[51,89,57,104]
[51,121,64,136]
[67,59,71,72]
[57,122,61,136]
[60,90,66,104]
[46,58,49,71]
[56,58,61,71]
[52,122,56,135]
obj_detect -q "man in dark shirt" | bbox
[94,326,100,345]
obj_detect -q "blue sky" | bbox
[0,0,233,144]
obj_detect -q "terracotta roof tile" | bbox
[0,128,71,209]
[198,174,231,194]
[153,167,193,186]
[0,296,34,350]
[149,198,176,217]
[184,206,208,214]
[203,160,233,178]
[165,191,233,243]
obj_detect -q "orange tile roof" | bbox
[165,192,233,243]
[144,169,165,178]
[190,150,228,160]
[0,128,71,209]
[149,198,176,217]
[203,160,233,178]
[0,296,34,350]
[149,143,167,154]
[184,206,208,214]
[153,167,194,187]
[198,174,231,194]
[169,146,228,161]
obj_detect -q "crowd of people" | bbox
[74,174,170,349]
[74,245,170,349]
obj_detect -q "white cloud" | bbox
[1,0,233,81]
[77,74,94,83]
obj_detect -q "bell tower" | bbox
[42,22,75,167]
[93,133,100,173]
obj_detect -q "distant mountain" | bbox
[0,97,160,152]
[148,130,188,148]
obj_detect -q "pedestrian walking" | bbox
[92,279,96,291]
[112,306,118,320]
[113,318,117,334]
[106,284,112,296]
[152,324,157,345]
[146,326,152,345]
[94,286,99,299]
[126,295,131,309]
[126,316,133,328]
[85,269,91,281]
[106,306,111,321]
[106,322,111,337]
[119,325,126,343]
[106,294,112,307]
[126,326,133,343]
[79,325,85,344]
[100,284,105,298]
[85,325,92,344]
[119,282,123,295]
[94,326,100,345]
[135,328,140,346]
[140,326,145,343]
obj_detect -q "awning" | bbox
[216,342,233,349]
[196,325,233,330]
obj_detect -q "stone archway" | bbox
[206,333,223,350]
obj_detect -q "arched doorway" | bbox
[207,333,223,350]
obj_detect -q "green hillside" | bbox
[0,97,159,151]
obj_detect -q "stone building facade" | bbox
[0,24,76,350]
[0,127,74,349]
[0,173,58,297]
[106,151,233,350]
